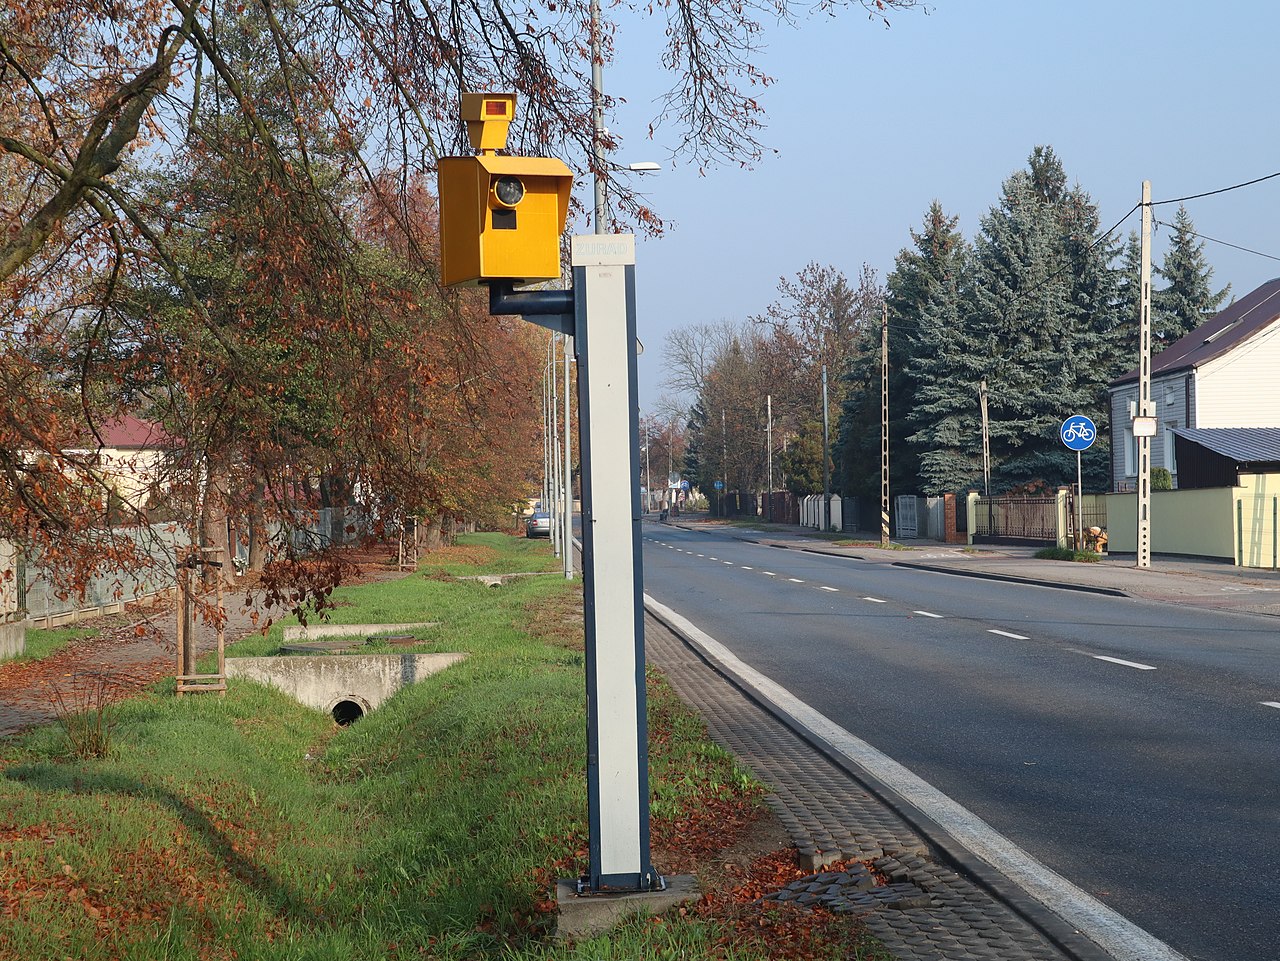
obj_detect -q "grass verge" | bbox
[15,625,101,661]
[0,533,885,960]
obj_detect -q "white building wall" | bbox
[1194,323,1280,427]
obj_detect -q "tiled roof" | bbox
[93,415,173,449]
[1171,426,1280,463]
[1111,277,1280,386]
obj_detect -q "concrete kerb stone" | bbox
[890,562,1130,598]
[554,875,699,940]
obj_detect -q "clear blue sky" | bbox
[597,1,1280,414]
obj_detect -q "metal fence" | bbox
[17,507,372,628]
[974,495,1058,544]
[20,524,191,627]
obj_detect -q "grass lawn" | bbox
[0,533,885,960]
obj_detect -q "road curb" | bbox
[643,594,1159,961]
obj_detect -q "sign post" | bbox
[437,96,659,895]
[571,234,658,892]
[1060,414,1097,550]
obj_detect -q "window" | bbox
[1163,421,1178,475]
[1123,428,1136,476]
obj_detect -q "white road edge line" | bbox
[820,586,839,593]
[643,594,1189,961]
[914,611,944,619]
[1092,655,1157,671]
[988,629,1029,640]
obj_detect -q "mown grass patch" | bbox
[17,625,102,661]
[0,532,883,960]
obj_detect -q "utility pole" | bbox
[721,409,727,517]
[766,394,773,522]
[563,333,573,579]
[979,379,991,496]
[551,336,561,558]
[821,365,830,533]
[880,304,890,547]
[1137,181,1154,569]
[644,426,651,514]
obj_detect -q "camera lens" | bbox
[494,176,525,207]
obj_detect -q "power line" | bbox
[1154,219,1280,265]
[1151,170,1280,207]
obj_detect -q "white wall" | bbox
[1195,322,1280,427]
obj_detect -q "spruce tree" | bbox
[960,149,1117,491]
[905,237,985,494]
[1154,205,1231,346]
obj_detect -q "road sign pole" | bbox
[1077,448,1083,551]
[572,234,658,893]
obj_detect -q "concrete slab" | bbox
[554,875,700,940]
[282,621,439,641]
[0,621,24,661]
[225,652,466,718]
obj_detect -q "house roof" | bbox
[1111,276,1280,387]
[1170,426,1280,463]
[92,415,174,450]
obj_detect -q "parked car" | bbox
[526,511,551,538]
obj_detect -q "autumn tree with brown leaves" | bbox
[1,0,919,605]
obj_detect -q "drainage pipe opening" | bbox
[332,699,365,726]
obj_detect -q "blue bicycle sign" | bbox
[1060,414,1097,451]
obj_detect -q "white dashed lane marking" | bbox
[914,611,944,618]
[1262,702,1280,710]
[789,578,805,583]
[763,571,777,576]
[820,586,839,593]
[741,566,754,570]
[863,597,886,604]
[1092,655,1157,671]
[988,629,1029,640]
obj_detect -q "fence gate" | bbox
[895,495,918,538]
[974,495,1057,544]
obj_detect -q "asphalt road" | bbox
[640,521,1280,961]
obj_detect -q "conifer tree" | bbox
[941,147,1117,491]
[1154,205,1231,346]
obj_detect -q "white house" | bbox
[68,414,175,512]
[1108,277,1280,491]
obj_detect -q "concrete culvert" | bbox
[331,699,365,726]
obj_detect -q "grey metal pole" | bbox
[766,394,773,522]
[821,364,830,532]
[1138,181,1153,569]
[644,428,651,514]
[551,336,561,558]
[564,334,574,579]
[721,409,727,517]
